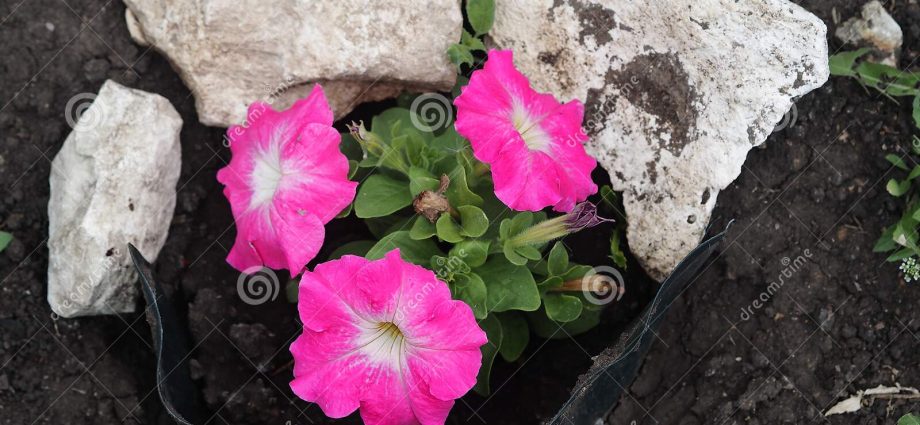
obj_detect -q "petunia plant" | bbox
[330,48,613,396]
[216,3,626,423]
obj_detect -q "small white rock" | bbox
[48,80,182,318]
[836,1,903,66]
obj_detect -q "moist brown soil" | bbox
[1,0,919,424]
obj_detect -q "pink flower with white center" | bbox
[454,49,598,212]
[217,85,357,276]
[290,250,487,425]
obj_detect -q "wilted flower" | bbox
[507,202,612,248]
[453,49,597,212]
[217,85,356,276]
[290,250,487,425]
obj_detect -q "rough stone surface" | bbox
[836,0,903,66]
[490,0,829,280]
[123,1,462,127]
[48,80,182,317]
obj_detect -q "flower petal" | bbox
[270,201,325,276]
[277,123,357,222]
[408,344,482,401]
[359,365,453,425]
[350,250,406,319]
[490,142,563,211]
[287,84,334,127]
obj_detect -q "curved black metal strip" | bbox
[129,244,204,425]
[549,222,732,425]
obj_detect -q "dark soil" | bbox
[1,0,918,424]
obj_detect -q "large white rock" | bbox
[490,0,829,280]
[123,0,462,127]
[48,80,182,317]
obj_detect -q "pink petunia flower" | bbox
[290,249,487,425]
[454,49,597,212]
[217,85,356,276]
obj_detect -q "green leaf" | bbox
[473,314,502,395]
[888,248,915,262]
[466,0,495,36]
[335,202,353,219]
[436,214,465,243]
[355,174,412,218]
[886,154,909,170]
[285,279,299,303]
[547,242,569,276]
[537,276,563,290]
[451,240,490,267]
[477,256,541,312]
[443,165,483,207]
[366,231,443,265]
[874,227,897,252]
[855,61,911,92]
[0,231,12,253]
[527,306,602,339]
[457,205,488,237]
[453,272,488,319]
[447,44,474,67]
[828,48,870,77]
[365,215,411,239]
[461,29,486,52]
[898,413,920,425]
[502,241,528,266]
[497,312,529,362]
[408,167,440,197]
[561,264,595,281]
[909,166,920,181]
[409,216,437,240]
[517,245,542,261]
[543,293,583,323]
[609,229,628,269]
[599,185,619,211]
[887,178,911,197]
[327,240,375,260]
[509,212,534,235]
[914,96,920,128]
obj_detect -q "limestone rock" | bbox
[123,1,462,127]
[836,1,902,66]
[490,0,829,280]
[48,80,182,317]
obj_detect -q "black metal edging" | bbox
[129,244,204,425]
[548,222,732,425]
